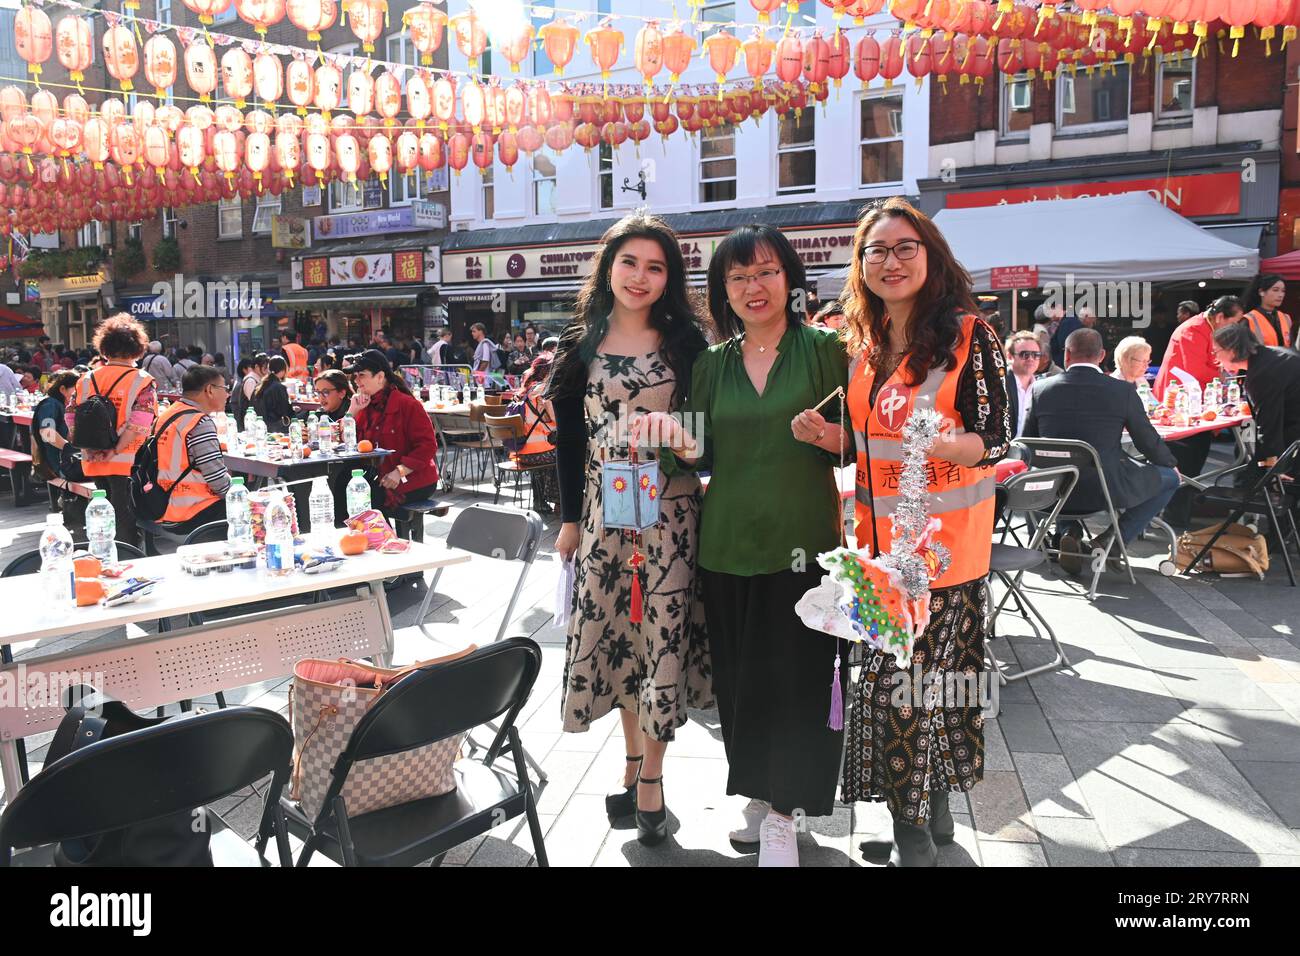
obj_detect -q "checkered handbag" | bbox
[289,648,477,820]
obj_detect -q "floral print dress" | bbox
[562,352,713,741]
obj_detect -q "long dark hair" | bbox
[707,224,809,340]
[1242,274,1285,313]
[548,212,706,407]
[253,356,287,398]
[842,197,978,387]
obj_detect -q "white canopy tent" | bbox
[931,192,1259,288]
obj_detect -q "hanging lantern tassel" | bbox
[1230,25,1243,57]
[628,541,645,625]
[828,646,843,731]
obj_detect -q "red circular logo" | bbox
[875,383,913,432]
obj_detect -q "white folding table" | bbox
[0,542,471,798]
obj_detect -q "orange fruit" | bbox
[75,578,105,607]
[74,556,102,578]
[357,439,374,453]
[301,446,312,458]
[1201,409,1217,422]
[340,530,368,555]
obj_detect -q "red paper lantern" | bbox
[545,122,574,153]
[776,36,804,84]
[315,63,343,113]
[345,0,386,53]
[221,48,254,107]
[517,125,543,153]
[499,23,534,73]
[574,121,600,151]
[705,30,742,86]
[662,26,697,82]
[623,97,646,124]
[485,85,507,133]
[395,130,418,171]
[498,130,519,170]
[743,32,776,87]
[185,41,219,103]
[286,58,315,114]
[635,23,665,86]
[462,81,485,132]
[408,73,433,123]
[528,86,553,127]
[287,0,338,42]
[879,33,905,86]
[654,114,679,140]
[236,0,287,38]
[253,52,283,105]
[368,133,392,179]
[274,129,299,179]
[802,32,831,89]
[0,87,26,126]
[103,25,140,93]
[15,7,52,78]
[405,3,447,65]
[55,17,93,85]
[601,121,629,148]
[141,35,177,100]
[855,35,881,86]
[588,25,624,81]
[178,123,205,171]
[505,84,526,130]
[433,77,457,130]
[540,19,580,75]
[448,132,470,173]
[375,71,402,121]
[335,132,361,180]
[450,11,488,70]
[750,0,786,23]
[418,131,444,170]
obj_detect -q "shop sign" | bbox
[120,294,169,319]
[313,205,445,241]
[301,185,322,207]
[411,200,446,230]
[23,280,39,303]
[441,225,859,284]
[293,248,440,289]
[990,265,1039,289]
[363,182,384,209]
[394,250,423,283]
[271,214,311,249]
[301,257,329,288]
[945,172,1241,218]
[329,253,394,285]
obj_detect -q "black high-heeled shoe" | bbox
[635,775,668,846]
[605,755,642,821]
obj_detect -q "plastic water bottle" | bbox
[341,415,357,453]
[1203,379,1221,413]
[289,421,303,461]
[244,407,257,436]
[253,419,268,458]
[1173,388,1190,427]
[1187,380,1202,417]
[306,411,319,437]
[1226,377,1242,409]
[1136,380,1155,415]
[226,477,253,550]
[309,476,335,539]
[317,418,334,456]
[346,469,371,518]
[263,496,295,577]
[85,489,117,564]
[39,513,74,604]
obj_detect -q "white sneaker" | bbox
[728,798,771,845]
[758,814,799,868]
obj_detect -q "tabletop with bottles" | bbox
[1135,374,1252,440]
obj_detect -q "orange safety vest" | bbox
[1243,309,1293,349]
[283,342,309,381]
[154,403,221,523]
[74,365,154,477]
[515,391,555,458]
[848,313,997,590]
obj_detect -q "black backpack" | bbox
[72,369,135,451]
[130,409,202,523]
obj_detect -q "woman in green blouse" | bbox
[640,225,849,867]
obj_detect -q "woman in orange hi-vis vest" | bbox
[281,329,310,382]
[1241,274,1293,350]
[66,314,157,548]
[832,198,1011,867]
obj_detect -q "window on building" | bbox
[482,166,495,220]
[700,126,737,203]
[389,170,424,205]
[212,4,235,24]
[218,197,242,238]
[794,0,817,26]
[329,179,364,212]
[1000,72,1033,138]
[385,32,418,91]
[598,0,612,12]
[156,0,171,23]
[78,220,103,248]
[252,193,281,234]
[534,153,557,216]
[859,92,904,185]
[163,207,178,238]
[1058,63,1130,130]
[598,142,615,209]
[1156,54,1194,120]
[701,1,735,42]
[777,110,815,194]
[128,221,142,242]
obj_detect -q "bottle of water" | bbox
[307,411,319,438]
[1136,380,1155,415]
[309,476,335,539]
[289,421,303,461]
[342,415,357,453]
[346,469,371,518]
[1173,388,1190,427]
[1203,379,1220,413]
[317,418,334,456]
[244,406,257,436]
[1187,379,1202,417]
[254,419,268,458]
[39,513,74,604]
[226,477,253,550]
[1226,377,1242,409]
[85,489,117,564]
[263,495,295,577]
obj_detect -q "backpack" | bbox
[71,368,135,451]
[130,409,202,523]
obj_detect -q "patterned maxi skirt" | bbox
[841,579,988,825]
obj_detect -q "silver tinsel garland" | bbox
[877,406,951,598]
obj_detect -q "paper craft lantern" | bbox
[588,25,624,82]
[221,48,254,107]
[539,19,580,75]
[287,59,315,114]
[144,35,178,99]
[375,71,402,122]
[704,30,741,86]
[828,29,851,88]
[661,25,696,82]
[15,7,52,77]
[185,41,219,102]
[103,25,140,92]
[405,3,448,65]
[287,0,338,41]
[254,52,283,105]
[450,10,488,70]
[776,35,804,83]
[183,0,234,26]
[395,130,418,171]
[448,131,469,174]
[407,73,432,124]
[634,23,664,86]
[856,34,881,86]
[335,132,360,180]
[368,133,392,180]
[462,81,485,132]
[55,17,93,86]
[504,84,526,130]
[743,32,776,87]
[750,0,786,23]
[802,32,831,89]
[315,63,343,113]
[498,23,534,73]
[419,131,444,170]
[345,0,386,53]
[602,460,661,532]
[236,0,287,37]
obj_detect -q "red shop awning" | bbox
[0,307,44,340]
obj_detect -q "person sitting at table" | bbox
[1005,330,1041,437]
[33,370,83,483]
[1111,336,1152,386]
[1212,322,1300,478]
[309,369,352,422]
[339,349,440,525]
[253,356,294,433]
[150,365,232,532]
[1034,328,1063,379]
[18,366,41,394]
[1024,328,1180,571]
[0,360,20,396]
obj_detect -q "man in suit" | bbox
[1005,330,1041,437]
[1024,328,1180,572]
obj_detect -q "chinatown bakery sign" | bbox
[442,225,857,284]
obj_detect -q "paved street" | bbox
[3,467,1297,867]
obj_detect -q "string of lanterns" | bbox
[1,0,1295,241]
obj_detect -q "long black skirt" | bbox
[700,567,848,818]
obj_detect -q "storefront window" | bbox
[777,110,815,195]
[699,127,736,203]
[1058,64,1130,130]
[859,93,903,185]
[534,153,557,216]
[598,142,614,209]
[1156,54,1194,120]
[1000,72,1033,139]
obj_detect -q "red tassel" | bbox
[630,564,643,624]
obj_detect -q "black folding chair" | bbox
[0,707,295,867]
[986,466,1080,698]
[282,638,548,868]
[1183,439,1300,587]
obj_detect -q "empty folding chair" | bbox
[0,707,295,866]
[282,638,549,868]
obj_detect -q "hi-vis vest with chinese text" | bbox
[847,313,997,589]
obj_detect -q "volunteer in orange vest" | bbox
[67,314,158,548]
[281,329,310,382]
[152,365,232,530]
[1241,274,1293,350]
[836,197,1011,867]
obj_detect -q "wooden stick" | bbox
[812,386,845,414]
